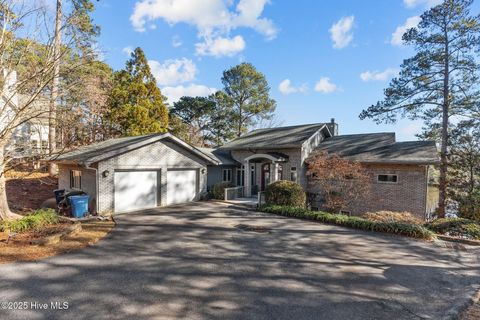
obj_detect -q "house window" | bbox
[70,170,82,190]
[222,169,232,182]
[377,174,398,183]
[291,167,297,182]
[41,140,48,150]
[237,166,245,186]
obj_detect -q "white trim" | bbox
[244,153,284,162]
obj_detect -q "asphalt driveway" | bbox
[0,202,478,320]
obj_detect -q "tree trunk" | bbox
[0,147,21,221]
[48,0,62,176]
[438,25,449,218]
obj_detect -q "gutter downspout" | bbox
[85,162,99,215]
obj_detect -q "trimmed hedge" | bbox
[265,180,306,207]
[260,205,436,240]
[426,218,480,240]
[0,209,59,233]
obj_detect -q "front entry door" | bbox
[261,163,270,191]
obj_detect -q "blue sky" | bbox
[91,0,479,141]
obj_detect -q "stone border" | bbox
[437,235,480,246]
[30,223,82,246]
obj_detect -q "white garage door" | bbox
[167,170,197,205]
[114,171,158,213]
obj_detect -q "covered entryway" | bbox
[114,171,159,213]
[167,169,197,205]
[243,153,288,196]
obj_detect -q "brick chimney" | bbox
[327,118,338,136]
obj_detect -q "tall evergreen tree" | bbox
[359,0,480,216]
[217,63,276,137]
[169,95,235,147]
[107,47,168,136]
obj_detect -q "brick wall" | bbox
[308,163,429,220]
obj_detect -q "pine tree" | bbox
[359,0,480,216]
[107,47,168,136]
[217,63,276,137]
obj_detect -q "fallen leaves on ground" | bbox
[6,171,58,213]
[0,220,115,264]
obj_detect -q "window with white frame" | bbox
[237,166,245,186]
[70,170,82,189]
[290,166,297,182]
[222,168,232,182]
[377,174,398,183]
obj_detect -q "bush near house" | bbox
[260,205,436,240]
[363,211,423,225]
[265,181,306,207]
[426,218,480,240]
[212,182,234,200]
[0,209,59,233]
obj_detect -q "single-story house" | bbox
[54,133,218,214]
[54,119,439,219]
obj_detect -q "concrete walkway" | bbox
[0,201,478,320]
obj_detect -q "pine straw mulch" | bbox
[460,294,480,320]
[5,170,58,213]
[0,220,115,264]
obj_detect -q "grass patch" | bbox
[426,218,480,240]
[260,205,436,240]
[0,209,59,233]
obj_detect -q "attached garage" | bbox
[54,133,218,215]
[166,169,197,206]
[114,170,159,213]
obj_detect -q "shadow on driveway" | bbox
[0,201,478,320]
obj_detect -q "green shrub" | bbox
[426,218,480,240]
[0,209,59,233]
[265,180,306,207]
[212,182,234,200]
[261,205,436,240]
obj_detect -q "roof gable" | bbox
[54,133,218,165]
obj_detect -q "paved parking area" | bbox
[0,202,478,319]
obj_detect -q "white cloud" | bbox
[148,58,197,86]
[391,16,421,46]
[360,68,399,82]
[130,0,277,56]
[314,77,338,94]
[403,0,442,8]
[195,35,246,57]
[162,84,217,103]
[122,46,133,56]
[329,16,355,49]
[172,35,182,48]
[278,79,307,95]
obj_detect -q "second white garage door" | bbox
[114,171,158,213]
[167,170,197,205]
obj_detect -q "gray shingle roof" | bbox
[198,148,240,166]
[221,123,329,150]
[53,133,218,165]
[312,133,439,164]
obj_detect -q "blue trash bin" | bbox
[53,189,65,205]
[69,195,90,218]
